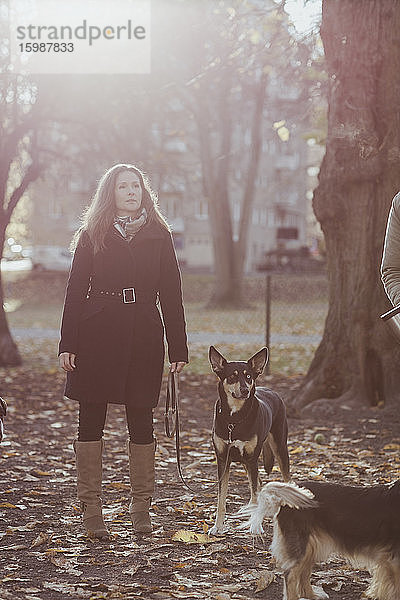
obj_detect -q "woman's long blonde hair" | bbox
[71,164,170,253]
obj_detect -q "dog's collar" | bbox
[217,396,256,443]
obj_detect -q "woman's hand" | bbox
[170,361,187,374]
[59,352,76,372]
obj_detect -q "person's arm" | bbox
[381,192,400,306]
[58,231,93,360]
[158,231,189,370]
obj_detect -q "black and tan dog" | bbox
[241,480,400,600]
[208,346,290,535]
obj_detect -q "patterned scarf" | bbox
[113,207,147,241]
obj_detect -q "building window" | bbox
[257,174,268,187]
[286,190,298,205]
[195,198,208,219]
[164,197,182,219]
[48,198,63,218]
[68,177,89,193]
[267,209,275,226]
[252,207,259,225]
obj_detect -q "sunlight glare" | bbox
[284,0,322,35]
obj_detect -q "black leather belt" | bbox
[89,288,156,304]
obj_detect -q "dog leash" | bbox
[0,397,7,443]
[164,371,199,493]
[164,372,234,495]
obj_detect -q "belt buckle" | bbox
[123,287,136,303]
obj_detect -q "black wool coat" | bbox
[59,221,188,407]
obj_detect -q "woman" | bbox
[59,163,188,538]
[382,191,400,305]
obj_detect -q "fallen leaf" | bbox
[383,443,400,451]
[123,565,139,576]
[255,570,275,591]
[171,529,218,544]
[107,481,130,490]
[31,469,52,477]
[30,532,49,548]
[49,552,67,568]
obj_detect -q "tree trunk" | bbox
[0,133,41,366]
[294,0,400,409]
[195,70,242,308]
[236,72,267,278]
[0,229,21,366]
[196,69,267,308]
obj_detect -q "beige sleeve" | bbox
[381,192,400,306]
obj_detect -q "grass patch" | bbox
[7,303,62,330]
[185,342,317,376]
[270,302,327,336]
[186,303,266,334]
[186,301,327,337]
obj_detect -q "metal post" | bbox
[265,273,271,375]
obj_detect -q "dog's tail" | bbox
[239,482,318,535]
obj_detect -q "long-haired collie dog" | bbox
[241,480,400,600]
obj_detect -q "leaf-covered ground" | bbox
[1,339,400,600]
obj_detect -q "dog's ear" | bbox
[209,346,227,377]
[248,347,269,378]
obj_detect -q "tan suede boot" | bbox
[74,440,109,539]
[127,440,156,534]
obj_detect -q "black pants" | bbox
[78,402,154,444]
